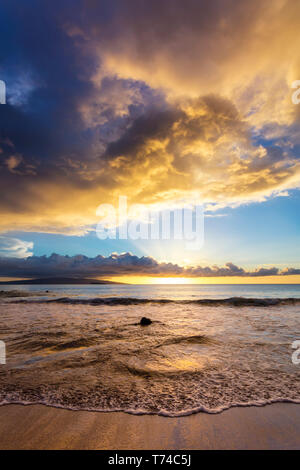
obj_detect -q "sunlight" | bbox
[105,275,300,285]
[152,277,191,284]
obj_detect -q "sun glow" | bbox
[151,277,191,284]
[106,276,194,284]
[106,275,300,285]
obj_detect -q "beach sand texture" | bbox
[0,403,299,450]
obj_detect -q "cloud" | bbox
[103,96,300,205]
[280,267,300,275]
[0,236,33,258]
[0,252,294,278]
[0,1,300,233]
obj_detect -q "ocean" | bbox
[0,284,300,416]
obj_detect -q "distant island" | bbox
[0,277,126,285]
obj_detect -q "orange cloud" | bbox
[1,0,300,233]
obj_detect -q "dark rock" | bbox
[140,317,152,326]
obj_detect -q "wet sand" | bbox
[0,403,299,449]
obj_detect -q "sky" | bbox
[0,0,300,282]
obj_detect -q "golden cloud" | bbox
[1,0,300,233]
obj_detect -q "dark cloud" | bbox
[0,252,289,278]
[281,267,300,275]
[104,108,180,161]
[0,0,299,233]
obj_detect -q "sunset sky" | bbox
[1,0,300,282]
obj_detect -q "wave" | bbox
[10,296,300,306]
[52,338,95,351]
[155,334,212,347]
[1,397,300,417]
[0,290,44,298]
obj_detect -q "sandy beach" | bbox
[0,403,299,450]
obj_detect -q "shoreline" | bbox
[1,397,300,417]
[0,402,299,449]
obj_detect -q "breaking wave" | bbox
[10,296,300,306]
